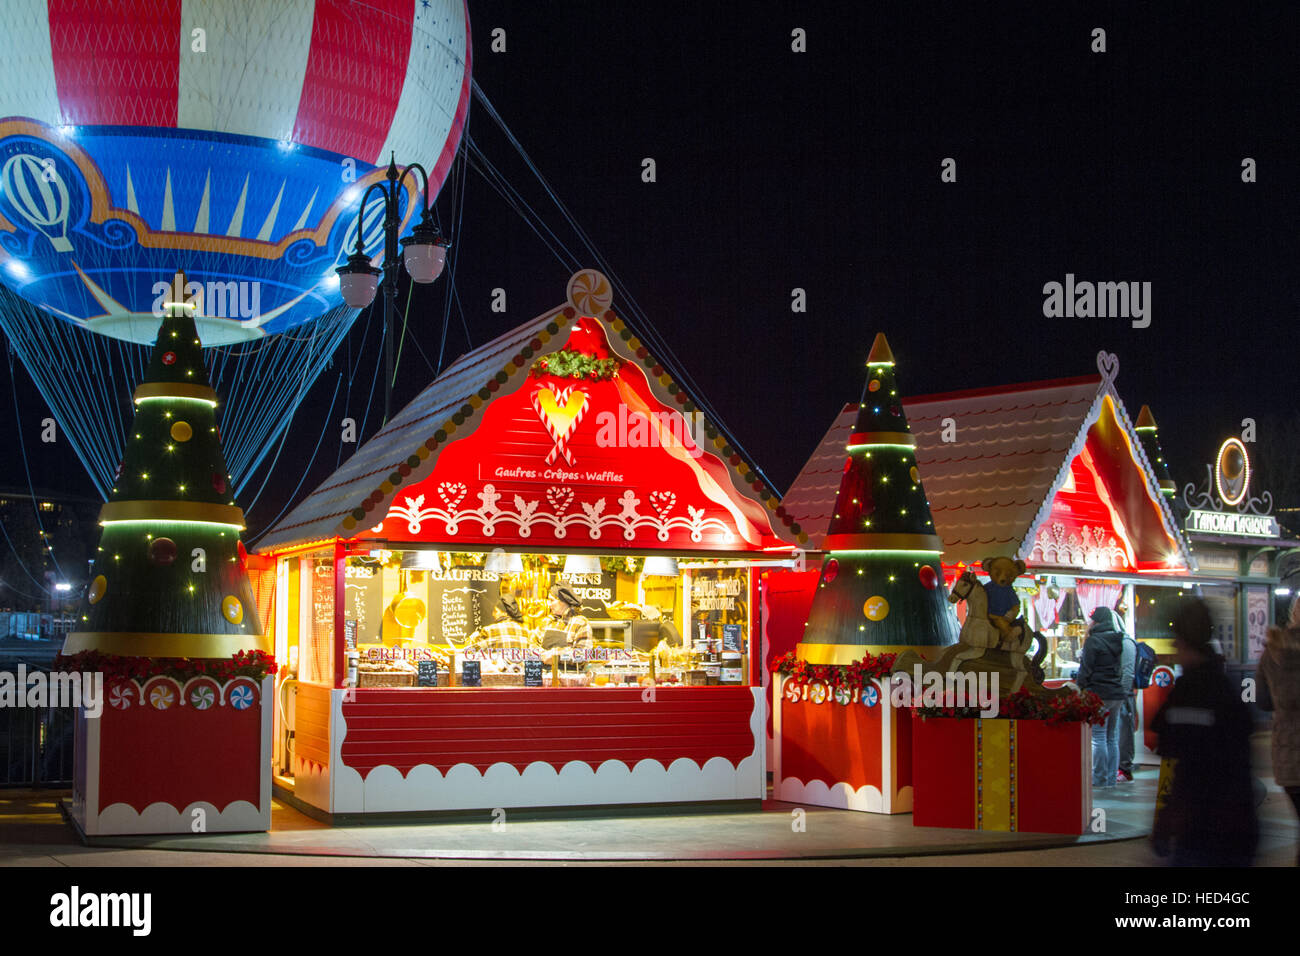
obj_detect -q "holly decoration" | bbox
[913,686,1107,725]
[774,650,897,696]
[55,649,277,686]
[530,349,620,381]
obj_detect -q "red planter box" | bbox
[911,714,1091,834]
[70,675,272,835]
[773,676,912,813]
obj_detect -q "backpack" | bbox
[1134,641,1157,689]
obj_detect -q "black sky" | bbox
[2,1,1296,540]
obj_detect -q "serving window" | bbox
[345,551,753,689]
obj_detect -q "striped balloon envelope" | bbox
[0,0,471,345]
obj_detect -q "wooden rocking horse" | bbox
[892,568,1055,695]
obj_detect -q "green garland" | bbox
[531,349,620,381]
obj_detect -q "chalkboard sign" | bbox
[343,565,383,642]
[524,659,544,687]
[461,660,482,687]
[426,568,499,644]
[417,659,440,687]
[722,623,743,652]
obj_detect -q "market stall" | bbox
[774,352,1200,769]
[254,271,801,817]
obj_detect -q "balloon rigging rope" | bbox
[245,371,343,540]
[0,291,119,497]
[7,348,66,582]
[471,80,782,493]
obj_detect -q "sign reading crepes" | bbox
[1188,510,1279,539]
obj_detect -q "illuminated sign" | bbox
[1214,438,1250,506]
[1188,509,1279,538]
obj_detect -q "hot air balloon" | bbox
[0,0,471,497]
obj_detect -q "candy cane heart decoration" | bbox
[531,385,588,465]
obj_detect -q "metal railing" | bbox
[0,666,76,788]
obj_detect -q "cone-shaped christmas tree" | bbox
[63,274,267,658]
[1135,404,1188,525]
[797,333,958,664]
[1135,405,1179,501]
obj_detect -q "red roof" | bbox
[783,371,1190,569]
[256,273,797,554]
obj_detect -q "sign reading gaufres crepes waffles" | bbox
[1188,509,1279,538]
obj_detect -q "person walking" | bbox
[1150,598,1257,866]
[1077,606,1127,790]
[1259,597,1300,865]
[1116,600,1138,782]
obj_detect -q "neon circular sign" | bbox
[1215,438,1250,507]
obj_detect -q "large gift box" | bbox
[911,713,1091,834]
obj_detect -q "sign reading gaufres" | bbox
[1188,509,1279,538]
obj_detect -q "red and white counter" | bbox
[292,684,764,814]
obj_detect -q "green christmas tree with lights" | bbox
[63,274,266,659]
[1135,405,1186,521]
[797,333,958,664]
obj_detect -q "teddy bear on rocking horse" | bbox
[892,556,1055,695]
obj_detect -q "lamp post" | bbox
[336,155,450,424]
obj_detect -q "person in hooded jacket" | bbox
[1259,596,1300,865]
[1077,606,1127,789]
[1150,598,1257,867]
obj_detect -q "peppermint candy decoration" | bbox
[833,685,851,706]
[161,351,177,366]
[148,683,177,710]
[807,681,828,705]
[861,684,880,707]
[228,684,255,710]
[1153,667,1173,688]
[189,685,216,710]
[566,269,613,315]
[108,683,133,710]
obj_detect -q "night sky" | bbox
[2,1,1296,541]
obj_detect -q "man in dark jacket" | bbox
[1151,599,1257,866]
[1078,606,1126,789]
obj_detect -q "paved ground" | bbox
[2,760,1296,866]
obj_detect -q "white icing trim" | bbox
[329,687,764,813]
[95,800,267,835]
[775,777,887,813]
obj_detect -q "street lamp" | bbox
[336,155,450,424]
